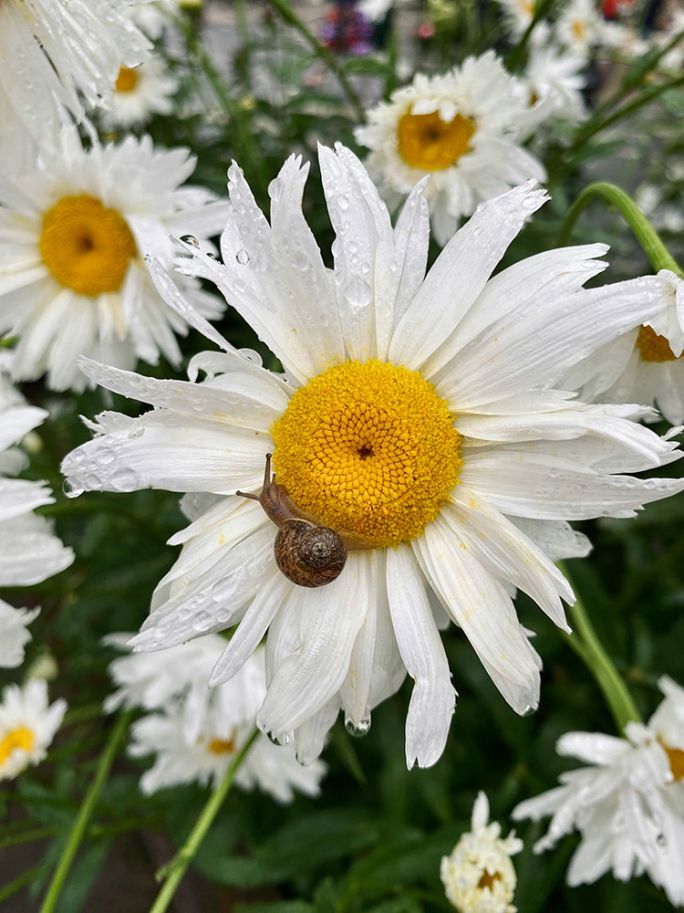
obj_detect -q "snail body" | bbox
[237,454,348,588]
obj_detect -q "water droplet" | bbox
[62,479,84,499]
[344,714,371,737]
[206,252,220,261]
[180,235,200,247]
[337,194,350,210]
[236,249,251,265]
[193,610,212,632]
[95,448,116,466]
[521,705,537,717]
[111,469,139,492]
[656,833,667,848]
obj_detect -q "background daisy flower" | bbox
[355,52,546,244]
[0,0,150,142]
[513,677,684,906]
[0,680,66,781]
[102,58,179,130]
[62,146,684,769]
[0,126,228,391]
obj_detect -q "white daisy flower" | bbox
[441,791,522,913]
[564,270,684,425]
[355,52,546,244]
[0,358,73,664]
[0,126,228,391]
[101,58,179,130]
[521,41,587,127]
[513,677,684,906]
[554,0,616,60]
[62,145,684,769]
[118,643,325,801]
[0,0,150,142]
[493,0,535,38]
[0,679,66,781]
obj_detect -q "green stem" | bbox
[506,0,556,70]
[568,75,684,153]
[560,562,641,733]
[268,0,366,122]
[558,181,682,275]
[38,712,131,913]
[148,729,259,913]
[0,864,43,904]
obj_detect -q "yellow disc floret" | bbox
[0,726,35,765]
[636,325,679,363]
[40,194,137,297]
[398,109,476,172]
[207,735,236,756]
[271,360,462,548]
[115,65,140,93]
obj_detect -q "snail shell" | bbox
[275,519,347,588]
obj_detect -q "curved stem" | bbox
[560,562,641,733]
[267,0,365,122]
[39,712,131,913]
[148,729,259,913]
[558,181,682,275]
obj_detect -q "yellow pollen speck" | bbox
[659,739,684,781]
[397,109,476,172]
[207,735,236,756]
[40,194,137,297]
[271,360,462,548]
[0,726,35,765]
[115,66,140,93]
[636,325,679,363]
[477,869,502,891]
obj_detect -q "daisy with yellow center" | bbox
[564,269,684,425]
[555,0,613,59]
[116,640,325,800]
[441,792,522,913]
[63,145,684,769]
[356,52,546,244]
[102,57,178,129]
[0,0,149,143]
[0,680,66,781]
[514,676,684,907]
[0,125,228,391]
[493,0,535,37]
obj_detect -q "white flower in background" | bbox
[521,40,587,127]
[513,677,684,907]
[564,270,684,425]
[110,639,325,800]
[493,0,535,38]
[63,146,684,769]
[101,59,178,130]
[0,126,228,391]
[0,357,73,668]
[356,52,546,244]
[0,0,149,142]
[555,0,614,59]
[0,680,66,781]
[441,792,522,913]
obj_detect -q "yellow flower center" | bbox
[0,726,35,765]
[115,66,140,93]
[571,19,587,41]
[478,869,502,891]
[39,194,137,297]
[207,735,236,756]
[636,325,679,363]
[271,360,462,548]
[520,0,534,14]
[660,740,684,781]
[397,109,476,172]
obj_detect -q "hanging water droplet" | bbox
[236,249,251,265]
[206,252,220,261]
[656,833,667,848]
[180,234,200,247]
[344,714,371,738]
[62,479,84,499]
[521,705,537,717]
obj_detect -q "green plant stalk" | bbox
[268,0,366,122]
[560,562,641,733]
[0,864,43,904]
[568,74,684,153]
[558,181,682,275]
[506,0,556,70]
[38,712,131,913]
[148,729,259,913]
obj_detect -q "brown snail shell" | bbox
[275,519,347,588]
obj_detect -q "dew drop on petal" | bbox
[344,714,371,738]
[180,234,200,247]
[236,249,251,265]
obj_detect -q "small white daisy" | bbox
[493,0,535,38]
[114,641,325,801]
[0,0,150,142]
[0,601,40,670]
[564,269,684,425]
[521,40,587,127]
[0,356,73,597]
[101,58,179,130]
[554,0,616,60]
[441,792,522,913]
[0,679,66,781]
[355,52,546,244]
[63,146,684,769]
[513,677,684,906]
[0,126,228,391]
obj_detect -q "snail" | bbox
[236,454,347,588]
